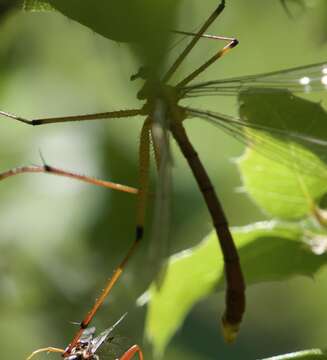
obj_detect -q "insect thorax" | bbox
[138,80,186,126]
[64,340,97,360]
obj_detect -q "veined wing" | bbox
[94,335,133,360]
[185,88,327,183]
[148,99,173,275]
[90,313,127,354]
[181,62,327,97]
[79,326,96,343]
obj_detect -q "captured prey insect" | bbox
[2,0,327,355]
[26,314,143,360]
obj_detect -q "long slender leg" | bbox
[63,118,152,356]
[119,345,144,360]
[172,29,236,43]
[169,105,245,343]
[0,164,138,194]
[176,37,238,89]
[162,0,226,83]
[25,347,64,360]
[0,108,142,126]
[168,30,235,55]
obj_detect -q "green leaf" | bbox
[238,90,327,219]
[23,0,180,69]
[145,221,327,356]
[262,349,327,359]
[23,0,54,11]
[0,1,21,19]
[51,1,177,41]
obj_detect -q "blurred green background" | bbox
[1,0,327,359]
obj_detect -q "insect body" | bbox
[26,314,144,360]
[0,2,244,351]
[3,0,327,357]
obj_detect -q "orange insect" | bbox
[2,1,244,353]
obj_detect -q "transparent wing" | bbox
[91,313,127,354]
[148,99,173,276]
[185,96,327,182]
[79,326,96,343]
[95,335,133,360]
[181,62,327,97]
